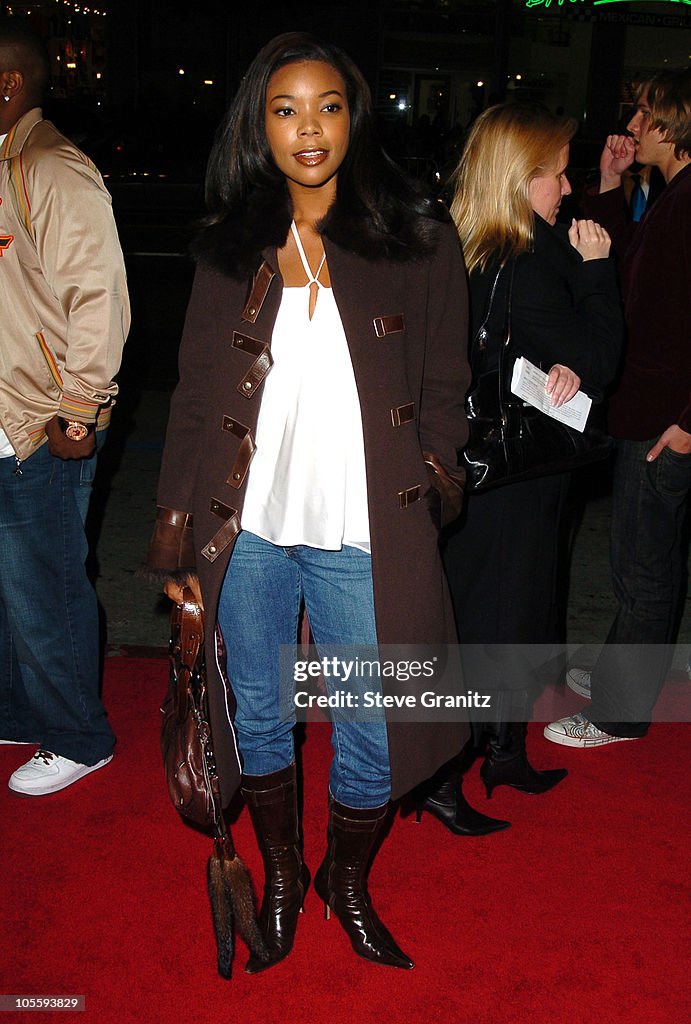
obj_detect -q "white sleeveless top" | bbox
[240,223,370,552]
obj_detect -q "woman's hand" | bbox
[546,364,581,407]
[164,574,204,610]
[568,218,611,261]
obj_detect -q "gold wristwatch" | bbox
[57,417,95,442]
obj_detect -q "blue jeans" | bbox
[217,531,391,808]
[588,438,691,736]
[0,435,115,763]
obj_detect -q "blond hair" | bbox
[450,102,577,274]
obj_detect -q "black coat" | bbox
[443,215,623,660]
[470,216,622,398]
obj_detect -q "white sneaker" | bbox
[565,668,592,699]
[544,713,638,748]
[8,749,113,795]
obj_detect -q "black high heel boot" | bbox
[415,762,510,835]
[241,763,310,974]
[314,798,414,970]
[480,723,567,798]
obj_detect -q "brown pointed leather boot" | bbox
[241,763,309,974]
[314,797,414,970]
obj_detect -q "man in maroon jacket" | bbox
[545,67,691,746]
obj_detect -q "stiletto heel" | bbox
[482,776,496,800]
[414,761,510,834]
[314,798,414,969]
[481,723,567,797]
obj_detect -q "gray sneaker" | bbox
[544,713,638,748]
[565,668,592,699]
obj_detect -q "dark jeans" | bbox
[588,438,691,736]
[0,435,115,763]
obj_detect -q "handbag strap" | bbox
[178,588,204,673]
[170,588,205,707]
[496,262,516,399]
[470,261,518,429]
[472,261,516,364]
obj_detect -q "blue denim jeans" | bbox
[0,435,115,763]
[588,438,691,736]
[217,531,391,808]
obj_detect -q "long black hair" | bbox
[194,32,445,276]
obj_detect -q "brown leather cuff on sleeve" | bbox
[145,506,196,572]
[423,452,465,529]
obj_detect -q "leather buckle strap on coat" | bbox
[202,498,241,562]
[390,403,415,428]
[231,332,273,399]
[373,314,405,338]
[398,485,421,509]
[223,416,256,488]
[241,262,275,323]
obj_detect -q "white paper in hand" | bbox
[510,357,591,433]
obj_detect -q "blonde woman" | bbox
[418,103,623,833]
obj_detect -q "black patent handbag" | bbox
[460,263,613,492]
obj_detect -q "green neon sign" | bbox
[525,0,691,8]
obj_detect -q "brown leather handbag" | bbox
[160,589,219,827]
[160,588,268,978]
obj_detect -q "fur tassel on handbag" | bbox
[162,588,269,977]
[208,835,268,978]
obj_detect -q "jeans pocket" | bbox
[79,452,98,488]
[78,429,106,488]
[657,446,691,498]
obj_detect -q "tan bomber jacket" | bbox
[0,108,130,460]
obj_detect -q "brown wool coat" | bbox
[147,220,471,803]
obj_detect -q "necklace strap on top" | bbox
[290,221,326,287]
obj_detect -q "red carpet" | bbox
[1,658,688,1024]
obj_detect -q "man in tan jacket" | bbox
[0,20,130,794]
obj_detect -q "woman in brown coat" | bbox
[146,32,469,973]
